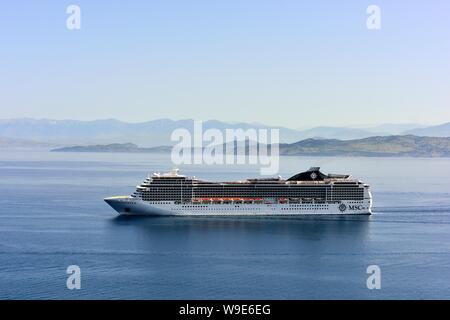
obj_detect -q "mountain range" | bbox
[0,118,300,147]
[1,118,449,148]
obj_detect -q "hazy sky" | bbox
[1,1,449,128]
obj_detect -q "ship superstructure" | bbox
[105,167,372,216]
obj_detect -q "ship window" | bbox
[124,208,131,213]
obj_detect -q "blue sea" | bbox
[1,151,450,299]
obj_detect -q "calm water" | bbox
[1,151,450,299]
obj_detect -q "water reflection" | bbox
[109,215,371,254]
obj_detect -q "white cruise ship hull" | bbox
[104,197,372,216]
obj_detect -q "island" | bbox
[51,135,450,157]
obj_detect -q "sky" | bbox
[0,0,449,128]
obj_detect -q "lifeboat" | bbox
[289,198,300,204]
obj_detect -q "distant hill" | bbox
[404,122,450,137]
[51,135,450,157]
[279,135,450,157]
[367,123,426,135]
[52,143,171,153]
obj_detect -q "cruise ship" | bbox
[104,167,372,216]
